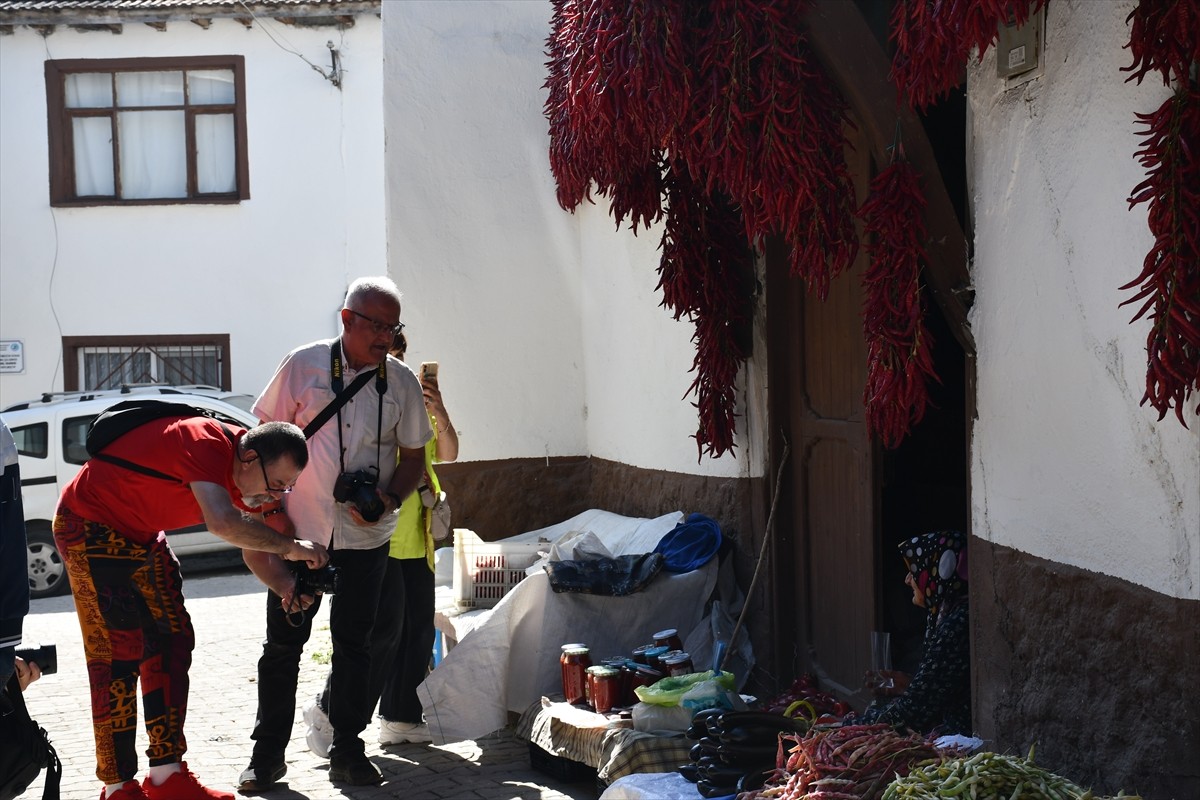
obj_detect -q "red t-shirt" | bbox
[60,416,254,543]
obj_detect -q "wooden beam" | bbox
[69,23,122,34]
[233,16,252,28]
[145,20,167,32]
[805,0,976,355]
[0,25,13,36]
[31,24,56,36]
[191,18,211,29]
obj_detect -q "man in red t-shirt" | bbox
[53,417,326,800]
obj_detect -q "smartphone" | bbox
[420,361,438,383]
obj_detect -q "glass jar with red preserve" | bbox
[643,645,670,671]
[629,664,664,700]
[589,666,621,714]
[661,651,694,677]
[653,628,684,653]
[560,645,591,705]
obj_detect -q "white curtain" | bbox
[71,117,115,197]
[118,110,187,199]
[64,68,236,200]
[195,114,236,194]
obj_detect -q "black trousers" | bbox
[377,557,435,724]
[319,555,435,724]
[249,542,388,761]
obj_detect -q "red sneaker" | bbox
[101,782,149,800]
[142,764,233,800]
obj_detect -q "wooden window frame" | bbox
[45,55,250,206]
[62,334,232,391]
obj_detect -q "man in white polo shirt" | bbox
[238,276,431,790]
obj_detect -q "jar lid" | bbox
[631,644,655,654]
[635,665,664,677]
[653,628,678,639]
[662,652,691,664]
[643,646,670,657]
[563,646,590,655]
[591,666,620,677]
[561,642,588,651]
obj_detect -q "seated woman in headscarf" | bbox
[857,530,971,736]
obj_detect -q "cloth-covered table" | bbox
[600,771,708,799]
[419,509,738,743]
[516,697,693,785]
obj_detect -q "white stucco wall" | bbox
[383,1,753,477]
[0,14,385,406]
[968,1,1199,599]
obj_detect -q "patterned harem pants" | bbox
[53,506,195,784]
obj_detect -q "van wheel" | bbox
[27,524,69,600]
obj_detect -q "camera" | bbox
[289,562,340,596]
[14,642,57,676]
[332,469,385,523]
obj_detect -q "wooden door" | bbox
[768,123,877,704]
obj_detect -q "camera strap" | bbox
[323,341,387,476]
[304,341,385,440]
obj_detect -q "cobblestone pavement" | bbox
[18,566,600,800]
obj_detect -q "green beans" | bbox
[881,752,1144,800]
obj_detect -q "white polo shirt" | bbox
[253,337,432,549]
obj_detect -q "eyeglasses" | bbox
[256,456,294,495]
[347,309,405,336]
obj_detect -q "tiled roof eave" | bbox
[0,1,380,27]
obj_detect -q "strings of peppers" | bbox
[545,0,1199,458]
[545,0,856,458]
[1121,0,1200,423]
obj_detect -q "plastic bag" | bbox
[633,669,736,707]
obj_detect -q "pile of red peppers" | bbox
[544,0,1200,458]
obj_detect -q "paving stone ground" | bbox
[18,566,601,800]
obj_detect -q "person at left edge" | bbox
[52,415,324,800]
[239,276,431,790]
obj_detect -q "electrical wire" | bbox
[235,0,342,86]
[40,32,65,395]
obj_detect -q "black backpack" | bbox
[85,399,242,482]
[0,673,60,800]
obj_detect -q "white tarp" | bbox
[419,509,729,743]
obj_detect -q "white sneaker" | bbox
[378,719,431,745]
[302,696,333,759]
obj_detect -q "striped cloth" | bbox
[516,697,693,783]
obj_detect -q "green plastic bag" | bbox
[633,669,736,706]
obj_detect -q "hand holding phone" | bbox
[420,361,438,384]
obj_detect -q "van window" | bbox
[11,423,48,459]
[63,416,96,465]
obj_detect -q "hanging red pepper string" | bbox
[858,147,940,447]
[545,0,850,457]
[1122,0,1200,424]
[1122,82,1200,423]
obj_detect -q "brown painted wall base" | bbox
[972,538,1200,799]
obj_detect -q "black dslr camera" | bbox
[289,562,340,596]
[332,469,385,523]
[14,642,57,675]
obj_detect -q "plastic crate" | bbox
[452,528,545,610]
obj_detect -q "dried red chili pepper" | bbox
[858,157,939,447]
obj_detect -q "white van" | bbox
[1,385,260,598]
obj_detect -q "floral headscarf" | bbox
[899,530,968,623]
